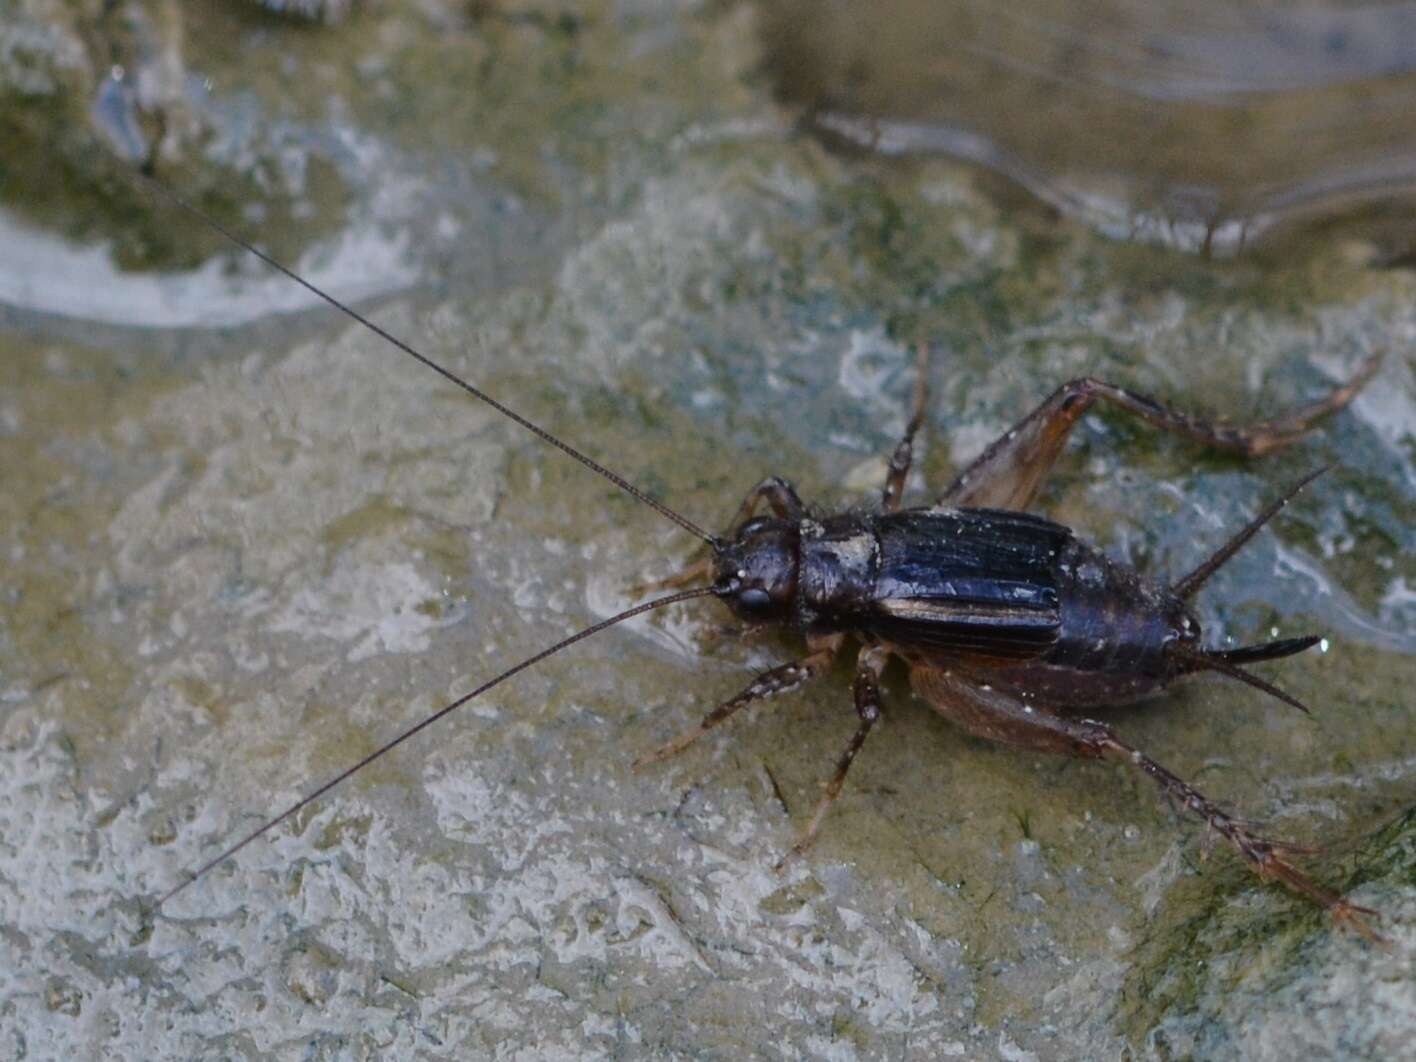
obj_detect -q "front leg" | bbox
[634,633,843,766]
[936,355,1380,512]
[728,475,805,530]
[909,664,1379,938]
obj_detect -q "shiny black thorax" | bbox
[714,507,1199,705]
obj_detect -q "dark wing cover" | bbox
[867,508,1068,658]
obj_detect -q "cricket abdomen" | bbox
[996,538,1197,706]
[1045,539,1180,672]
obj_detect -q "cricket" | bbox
[142,176,1385,940]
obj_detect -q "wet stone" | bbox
[0,0,1411,1058]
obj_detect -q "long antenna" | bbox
[131,172,718,546]
[157,585,716,906]
[1172,465,1328,600]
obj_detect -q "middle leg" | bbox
[777,643,891,867]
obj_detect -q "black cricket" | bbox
[144,178,1383,938]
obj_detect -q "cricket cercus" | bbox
[143,177,1385,941]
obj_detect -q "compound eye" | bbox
[737,587,772,614]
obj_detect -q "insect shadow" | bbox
[139,175,1386,941]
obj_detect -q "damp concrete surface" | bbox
[1,2,1413,1058]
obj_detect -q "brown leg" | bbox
[634,634,843,766]
[630,555,716,596]
[729,476,805,530]
[936,354,1381,511]
[881,343,931,512]
[910,664,1380,938]
[777,644,890,867]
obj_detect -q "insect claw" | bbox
[1238,822,1323,858]
[1241,842,1386,943]
[773,837,813,872]
[1226,816,1280,839]
[1331,901,1389,947]
[632,734,698,768]
[1266,838,1323,858]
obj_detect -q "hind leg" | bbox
[936,355,1380,512]
[909,664,1380,939]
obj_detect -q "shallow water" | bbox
[1,1,1413,1058]
[766,0,1416,255]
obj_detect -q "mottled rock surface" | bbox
[1,1,1412,1058]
